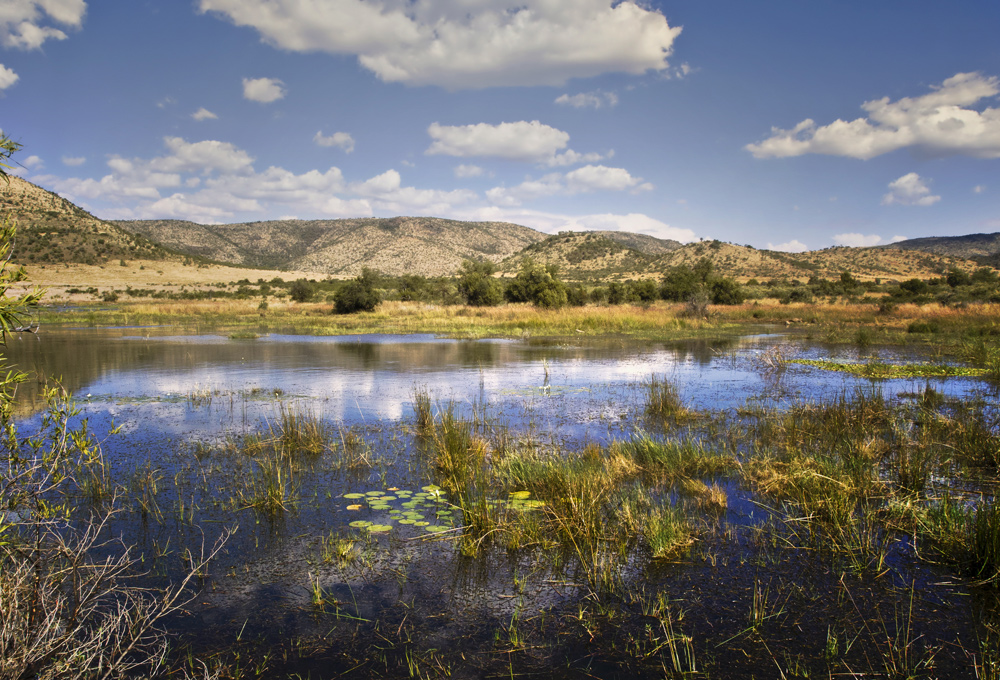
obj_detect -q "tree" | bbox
[333,268,382,314]
[456,259,503,306]
[289,278,315,302]
[504,259,567,308]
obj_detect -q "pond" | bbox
[4,326,999,678]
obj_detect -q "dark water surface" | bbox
[5,327,998,678]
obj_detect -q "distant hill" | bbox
[882,232,1000,268]
[0,177,167,264]
[505,235,987,282]
[115,216,546,277]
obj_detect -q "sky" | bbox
[0,0,998,252]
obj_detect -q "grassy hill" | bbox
[116,216,546,277]
[883,232,1000,268]
[0,177,167,264]
[504,234,986,282]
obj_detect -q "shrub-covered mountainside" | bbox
[0,176,167,264]
[503,233,984,281]
[116,215,546,277]
[883,232,1000,268]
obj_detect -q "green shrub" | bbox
[456,260,504,306]
[289,278,315,302]
[505,259,567,308]
[333,268,382,314]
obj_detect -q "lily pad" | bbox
[413,521,430,527]
[349,520,373,528]
[346,504,362,511]
[343,493,365,500]
[509,491,532,500]
[425,525,451,533]
[367,524,392,533]
[398,519,416,525]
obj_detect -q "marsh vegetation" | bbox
[2,322,999,678]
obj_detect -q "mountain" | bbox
[115,216,546,277]
[505,235,987,282]
[0,177,167,264]
[882,232,1000,267]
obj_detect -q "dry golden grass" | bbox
[12,260,333,302]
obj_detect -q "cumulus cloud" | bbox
[199,0,681,89]
[313,131,355,153]
[486,165,650,206]
[192,107,218,121]
[768,239,809,253]
[555,91,618,109]
[0,0,86,50]
[40,135,484,222]
[974,184,985,193]
[61,155,84,166]
[350,169,477,214]
[426,120,604,167]
[890,235,908,243]
[457,206,695,242]
[454,164,483,178]
[0,64,18,90]
[832,233,885,248]
[242,76,285,103]
[881,172,941,206]
[747,72,1000,160]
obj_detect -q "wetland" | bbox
[3,323,1000,679]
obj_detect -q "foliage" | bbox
[288,278,315,302]
[456,259,503,307]
[397,273,429,302]
[504,258,568,308]
[333,268,382,314]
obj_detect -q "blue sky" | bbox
[1,0,998,251]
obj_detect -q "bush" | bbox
[505,259,567,308]
[628,279,659,303]
[709,277,745,305]
[398,274,429,302]
[660,265,700,302]
[456,260,504,306]
[289,278,315,302]
[566,283,589,306]
[333,268,382,314]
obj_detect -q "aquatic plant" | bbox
[645,373,688,422]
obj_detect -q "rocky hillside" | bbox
[116,216,546,277]
[505,234,986,282]
[0,177,167,264]
[882,232,1000,268]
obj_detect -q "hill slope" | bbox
[116,216,546,277]
[882,232,1000,268]
[0,177,167,264]
[504,234,986,282]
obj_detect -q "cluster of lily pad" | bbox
[343,485,458,534]
[792,359,988,379]
[341,487,547,535]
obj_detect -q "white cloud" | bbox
[458,206,695,242]
[454,164,483,178]
[0,64,18,90]
[426,120,604,167]
[350,168,477,214]
[486,165,649,206]
[313,130,355,153]
[832,233,884,248]
[881,172,941,207]
[0,0,86,50]
[565,164,649,193]
[242,76,285,103]
[767,239,809,253]
[199,0,681,89]
[192,107,218,121]
[61,155,84,166]
[20,154,42,169]
[974,184,985,193]
[890,235,908,243]
[747,72,1000,160]
[555,91,618,109]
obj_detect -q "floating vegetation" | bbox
[342,485,460,534]
[792,358,988,379]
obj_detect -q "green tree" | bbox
[289,278,315,302]
[398,273,429,302]
[456,259,503,306]
[660,265,700,302]
[333,268,382,314]
[504,259,567,308]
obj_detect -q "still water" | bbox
[4,326,997,678]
